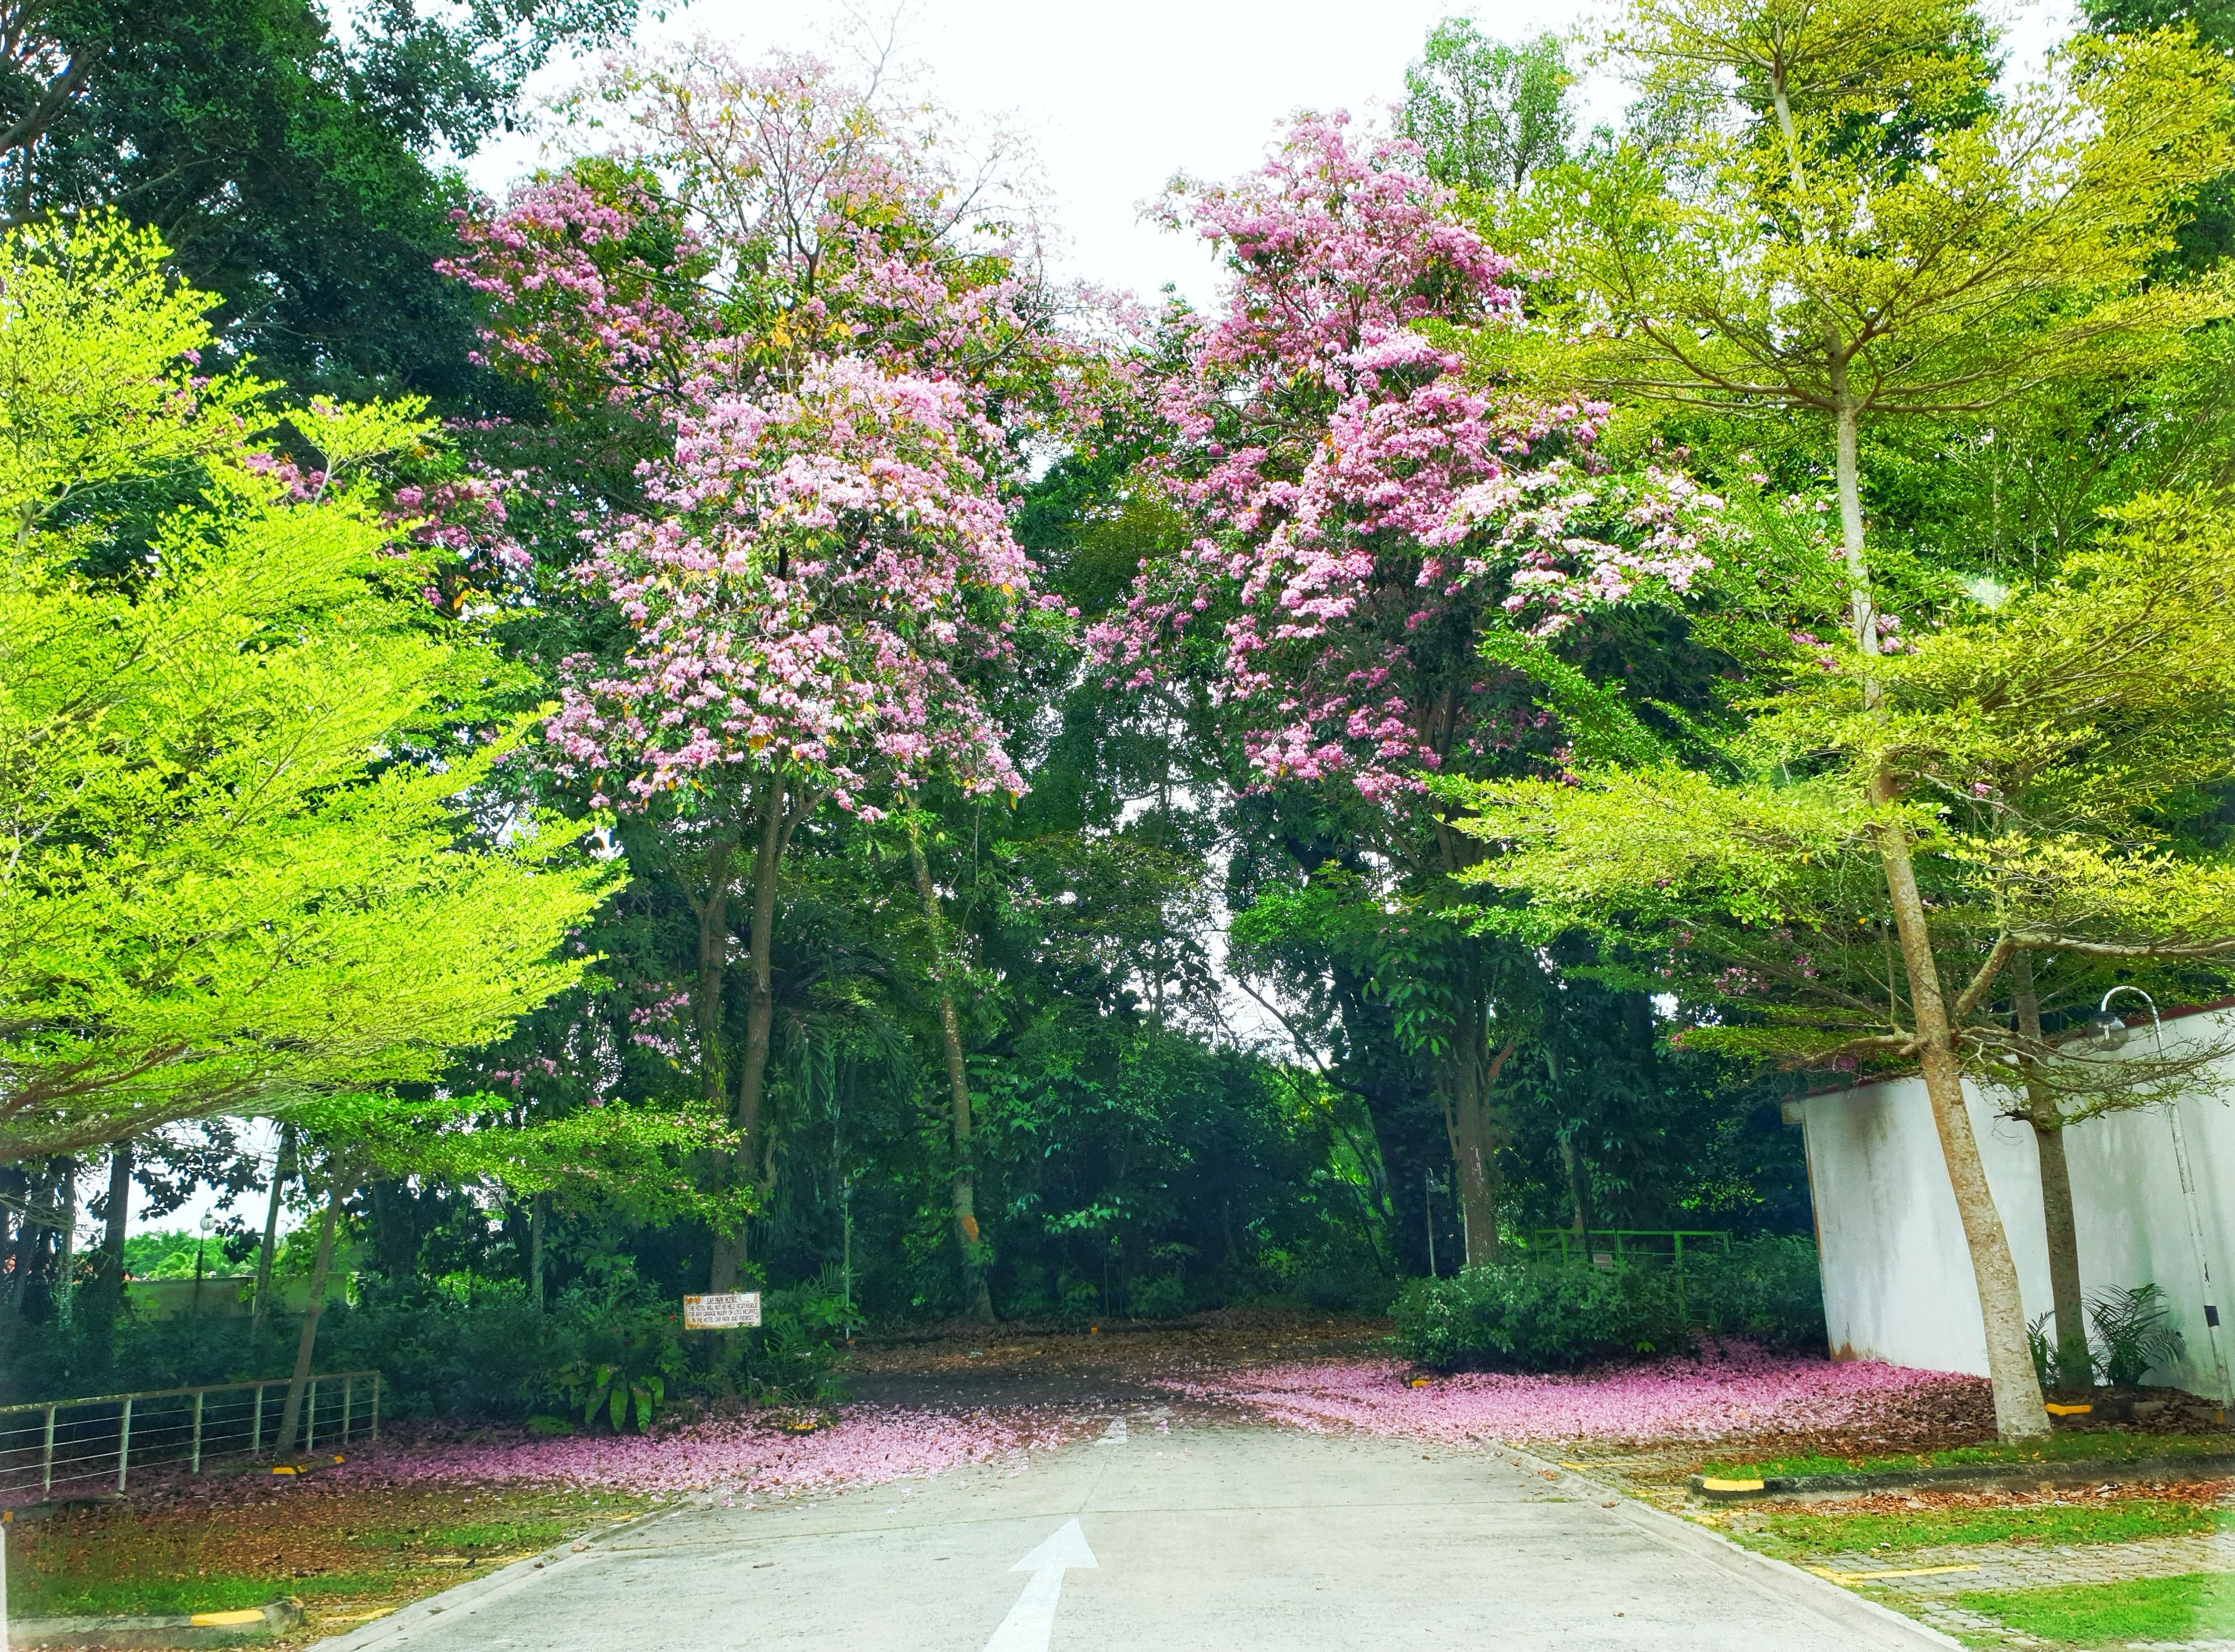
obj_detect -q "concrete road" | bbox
[315,1420,1953,1651]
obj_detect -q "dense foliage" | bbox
[1390,1238,1827,1371]
[8,0,2230,1443]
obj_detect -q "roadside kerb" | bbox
[1689,1451,2235,1501]
[304,1501,694,1651]
[1489,1441,1965,1652]
[8,1596,302,1648]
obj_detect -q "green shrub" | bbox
[1390,1236,1825,1371]
[1686,1236,1827,1351]
[1133,1274,1189,1318]
[1391,1259,1681,1370]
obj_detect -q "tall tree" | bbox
[1094,114,1717,1265]
[444,46,1077,1289]
[0,214,611,1159]
[1400,21,1574,195]
[1481,0,2235,1439]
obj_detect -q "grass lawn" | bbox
[5,1480,646,1635]
[1743,1501,2228,1557]
[1955,1571,2235,1645]
[1704,1431,2235,1482]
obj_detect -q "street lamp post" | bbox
[2091,987,2232,1409]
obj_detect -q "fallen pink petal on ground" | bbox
[331,1405,1080,1498]
[1160,1346,1987,1447]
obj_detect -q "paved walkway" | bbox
[312,1417,1951,1651]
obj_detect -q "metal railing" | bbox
[0,1371,380,1501]
[1521,1229,1734,1320]
[1522,1228,1732,1268]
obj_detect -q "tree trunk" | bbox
[2031,1116,2088,1393]
[529,1191,547,1313]
[712,777,786,1292]
[55,1155,76,1312]
[1834,381,2047,1440]
[1876,817,2050,1439]
[1445,1012,1519,1270]
[276,1168,347,1455]
[252,1124,294,1336]
[906,806,994,1322]
[692,839,734,1107]
[2013,954,2089,1393]
[99,1139,132,1306]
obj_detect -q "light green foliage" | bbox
[0,215,613,1160]
[1457,493,2235,1094]
[1540,5,2235,427]
[1400,21,1575,194]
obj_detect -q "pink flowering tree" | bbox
[542,359,1039,1286]
[440,54,1078,1292]
[1093,115,1717,1263]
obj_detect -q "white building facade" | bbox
[1794,1008,2235,1398]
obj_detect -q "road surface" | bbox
[313,1417,1954,1651]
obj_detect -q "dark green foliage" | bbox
[1390,1237,1826,1371]
[2089,1284,2187,1387]
[1392,1257,1684,1370]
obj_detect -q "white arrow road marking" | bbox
[982,1519,1096,1652]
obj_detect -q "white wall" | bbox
[1799,1009,2235,1398]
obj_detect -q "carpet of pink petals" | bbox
[332,1404,1078,1500]
[1158,1346,1985,1447]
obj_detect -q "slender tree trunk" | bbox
[276,1168,347,1455]
[906,806,994,1322]
[692,840,734,1107]
[529,1191,547,1313]
[1876,815,2050,1439]
[1829,360,2047,1439]
[55,1155,76,1312]
[252,1124,294,1336]
[2013,954,2090,1393]
[1446,1012,1519,1270]
[101,1139,131,1289]
[712,779,786,1291]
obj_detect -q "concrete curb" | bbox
[1494,1443,1965,1652]
[1691,1452,2235,1501]
[303,1503,692,1651]
[10,1597,300,1650]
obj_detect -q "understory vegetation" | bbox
[1390,1237,1826,1370]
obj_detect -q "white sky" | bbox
[468,0,1611,311]
[467,0,2074,313]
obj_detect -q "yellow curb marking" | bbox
[1808,1564,1982,1585]
[1700,1476,1765,1492]
[189,1609,268,1626]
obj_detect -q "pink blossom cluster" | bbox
[435,52,1087,826]
[1086,116,1716,802]
[1159,1349,1983,1446]
[542,359,1041,814]
[332,1404,1077,1497]
[436,173,703,407]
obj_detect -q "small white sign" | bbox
[683,1291,761,1330]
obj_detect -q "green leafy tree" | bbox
[1457,491,2235,1429]
[1400,21,1575,195]
[1468,0,2235,1437]
[0,214,611,1161]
